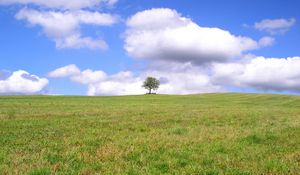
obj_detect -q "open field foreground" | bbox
[0,93,300,174]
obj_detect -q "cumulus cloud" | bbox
[48,64,224,96]
[0,0,118,10]
[86,71,145,96]
[124,8,267,65]
[49,65,144,95]
[0,70,48,94]
[16,8,118,49]
[48,64,81,78]
[70,69,107,85]
[212,56,300,92]
[1,0,119,50]
[89,66,224,96]
[50,56,300,95]
[55,34,108,49]
[48,64,106,84]
[254,18,296,35]
[258,36,275,47]
[143,70,223,95]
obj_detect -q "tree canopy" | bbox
[142,77,160,94]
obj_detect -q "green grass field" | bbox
[0,93,300,174]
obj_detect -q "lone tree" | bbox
[142,77,160,94]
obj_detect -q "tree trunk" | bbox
[149,88,152,94]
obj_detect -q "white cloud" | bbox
[125,8,265,65]
[16,8,118,49]
[56,34,108,49]
[95,56,300,95]
[143,69,223,95]
[70,69,107,84]
[48,64,224,96]
[212,56,300,92]
[50,56,300,95]
[0,70,48,94]
[0,0,118,10]
[86,71,145,96]
[254,18,296,35]
[49,65,144,95]
[49,55,300,95]
[48,64,107,84]
[48,64,80,78]
[87,68,224,96]
[258,36,275,47]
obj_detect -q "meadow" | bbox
[0,93,299,174]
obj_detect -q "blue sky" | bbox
[0,0,299,95]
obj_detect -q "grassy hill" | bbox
[0,93,300,174]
